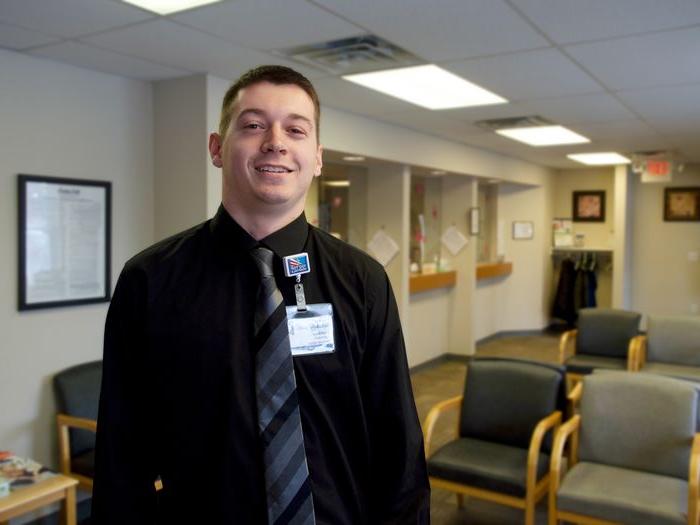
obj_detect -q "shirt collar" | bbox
[210,204,309,259]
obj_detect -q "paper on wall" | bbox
[368,229,399,267]
[441,225,468,256]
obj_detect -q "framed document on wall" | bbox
[18,174,112,311]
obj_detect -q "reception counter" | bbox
[409,270,457,294]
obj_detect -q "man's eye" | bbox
[289,127,307,135]
[244,123,263,130]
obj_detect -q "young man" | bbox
[92,65,429,524]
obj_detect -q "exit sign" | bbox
[641,159,673,183]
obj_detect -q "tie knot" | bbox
[251,246,275,278]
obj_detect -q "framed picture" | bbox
[512,221,534,240]
[469,207,480,236]
[573,190,606,222]
[664,187,700,221]
[18,174,112,311]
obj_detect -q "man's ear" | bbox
[209,133,223,168]
[314,144,323,177]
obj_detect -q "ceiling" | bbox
[2,0,699,169]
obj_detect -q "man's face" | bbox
[210,81,322,218]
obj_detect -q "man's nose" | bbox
[261,126,287,153]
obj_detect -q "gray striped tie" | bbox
[251,247,316,525]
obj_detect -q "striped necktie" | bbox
[251,246,316,525]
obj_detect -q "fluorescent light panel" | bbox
[343,65,507,110]
[323,180,351,188]
[121,0,222,15]
[567,152,631,165]
[496,125,590,146]
[342,156,365,162]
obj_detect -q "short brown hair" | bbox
[218,65,321,141]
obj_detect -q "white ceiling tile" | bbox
[314,0,549,61]
[615,84,700,120]
[315,77,413,116]
[0,0,152,38]
[675,141,700,161]
[646,117,700,136]
[29,41,189,80]
[83,19,286,79]
[598,135,674,153]
[519,93,637,124]
[0,21,59,50]
[174,0,362,51]
[445,48,603,101]
[566,27,700,90]
[375,108,485,142]
[512,0,700,45]
[574,119,661,140]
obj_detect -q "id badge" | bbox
[286,303,335,357]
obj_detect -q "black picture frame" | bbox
[572,190,606,222]
[18,174,112,311]
[664,187,700,222]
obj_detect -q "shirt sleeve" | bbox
[91,264,159,524]
[360,268,431,524]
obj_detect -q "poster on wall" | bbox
[552,218,574,247]
[18,174,112,311]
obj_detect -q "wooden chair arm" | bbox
[629,335,647,371]
[549,415,581,496]
[558,329,577,364]
[422,395,463,457]
[56,413,97,477]
[567,381,583,415]
[57,413,98,432]
[688,433,700,525]
[526,411,562,493]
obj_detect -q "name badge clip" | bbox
[283,253,311,312]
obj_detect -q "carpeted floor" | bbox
[411,333,561,525]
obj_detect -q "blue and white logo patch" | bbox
[283,252,311,277]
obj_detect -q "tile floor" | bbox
[410,334,561,525]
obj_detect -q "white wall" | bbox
[0,50,154,469]
[631,166,700,317]
[366,164,410,323]
[474,179,555,341]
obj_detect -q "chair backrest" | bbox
[647,316,700,366]
[576,308,641,358]
[53,360,102,457]
[579,372,698,479]
[459,358,566,450]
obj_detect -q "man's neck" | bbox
[222,199,303,240]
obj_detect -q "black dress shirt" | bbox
[92,205,430,524]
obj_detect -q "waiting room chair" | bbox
[549,371,700,525]
[423,358,566,525]
[558,307,642,389]
[631,315,700,381]
[54,360,102,491]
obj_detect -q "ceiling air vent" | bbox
[275,35,422,75]
[475,116,553,131]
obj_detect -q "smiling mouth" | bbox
[255,165,292,173]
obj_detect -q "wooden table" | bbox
[0,474,78,525]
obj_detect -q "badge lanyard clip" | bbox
[283,252,310,313]
[294,275,307,312]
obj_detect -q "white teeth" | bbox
[256,166,289,173]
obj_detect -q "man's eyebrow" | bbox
[236,109,314,128]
